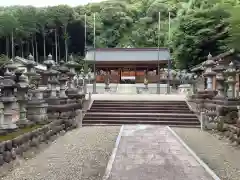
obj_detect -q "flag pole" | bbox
[84,14,87,56]
[84,14,87,94]
[167,11,171,94]
[93,13,97,94]
[157,12,161,94]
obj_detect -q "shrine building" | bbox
[84,48,171,83]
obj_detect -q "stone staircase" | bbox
[83,100,200,127]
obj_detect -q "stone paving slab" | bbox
[107,125,214,180]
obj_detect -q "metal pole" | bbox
[84,14,87,55]
[84,14,87,94]
[167,12,171,94]
[93,13,97,94]
[157,12,161,94]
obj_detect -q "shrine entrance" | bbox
[120,68,136,84]
[84,47,172,94]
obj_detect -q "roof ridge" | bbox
[88,47,169,52]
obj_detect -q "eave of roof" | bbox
[84,47,171,62]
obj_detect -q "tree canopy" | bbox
[0,0,239,69]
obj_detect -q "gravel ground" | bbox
[173,127,240,180]
[1,126,120,180]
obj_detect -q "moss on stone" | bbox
[0,125,43,142]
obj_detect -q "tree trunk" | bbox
[20,39,24,57]
[57,34,60,61]
[43,31,46,60]
[35,36,38,63]
[26,41,30,56]
[6,36,9,57]
[52,46,54,57]
[31,36,35,61]
[55,29,58,63]
[11,31,14,59]
[64,26,68,62]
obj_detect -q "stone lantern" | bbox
[143,70,148,89]
[79,68,84,83]
[16,69,30,127]
[5,59,17,74]
[104,70,110,91]
[58,60,69,101]
[225,61,237,98]
[203,53,216,90]
[0,69,17,130]
[44,54,55,70]
[65,55,80,100]
[47,69,59,99]
[43,54,56,90]
[80,68,87,94]
[87,68,92,85]
[43,54,59,99]
[27,73,48,124]
[25,54,37,83]
[213,59,226,99]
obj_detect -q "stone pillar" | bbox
[213,59,225,99]
[16,70,30,127]
[0,69,17,130]
[203,53,216,90]
[225,61,237,98]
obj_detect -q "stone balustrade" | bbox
[0,54,87,167]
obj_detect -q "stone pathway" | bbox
[117,84,136,94]
[105,125,214,180]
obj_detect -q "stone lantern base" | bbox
[27,101,48,124]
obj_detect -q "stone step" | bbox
[82,124,201,128]
[83,100,199,127]
[93,100,187,104]
[85,112,196,117]
[88,109,194,114]
[83,116,198,121]
[83,119,199,125]
[90,106,190,110]
[93,103,188,107]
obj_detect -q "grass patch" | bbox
[0,124,43,142]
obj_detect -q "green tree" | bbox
[171,6,230,69]
[0,10,19,58]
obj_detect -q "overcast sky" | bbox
[0,0,104,7]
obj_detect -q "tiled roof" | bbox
[84,48,171,62]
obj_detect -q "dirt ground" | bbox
[173,127,240,180]
[1,126,120,180]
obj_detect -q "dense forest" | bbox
[0,0,240,69]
